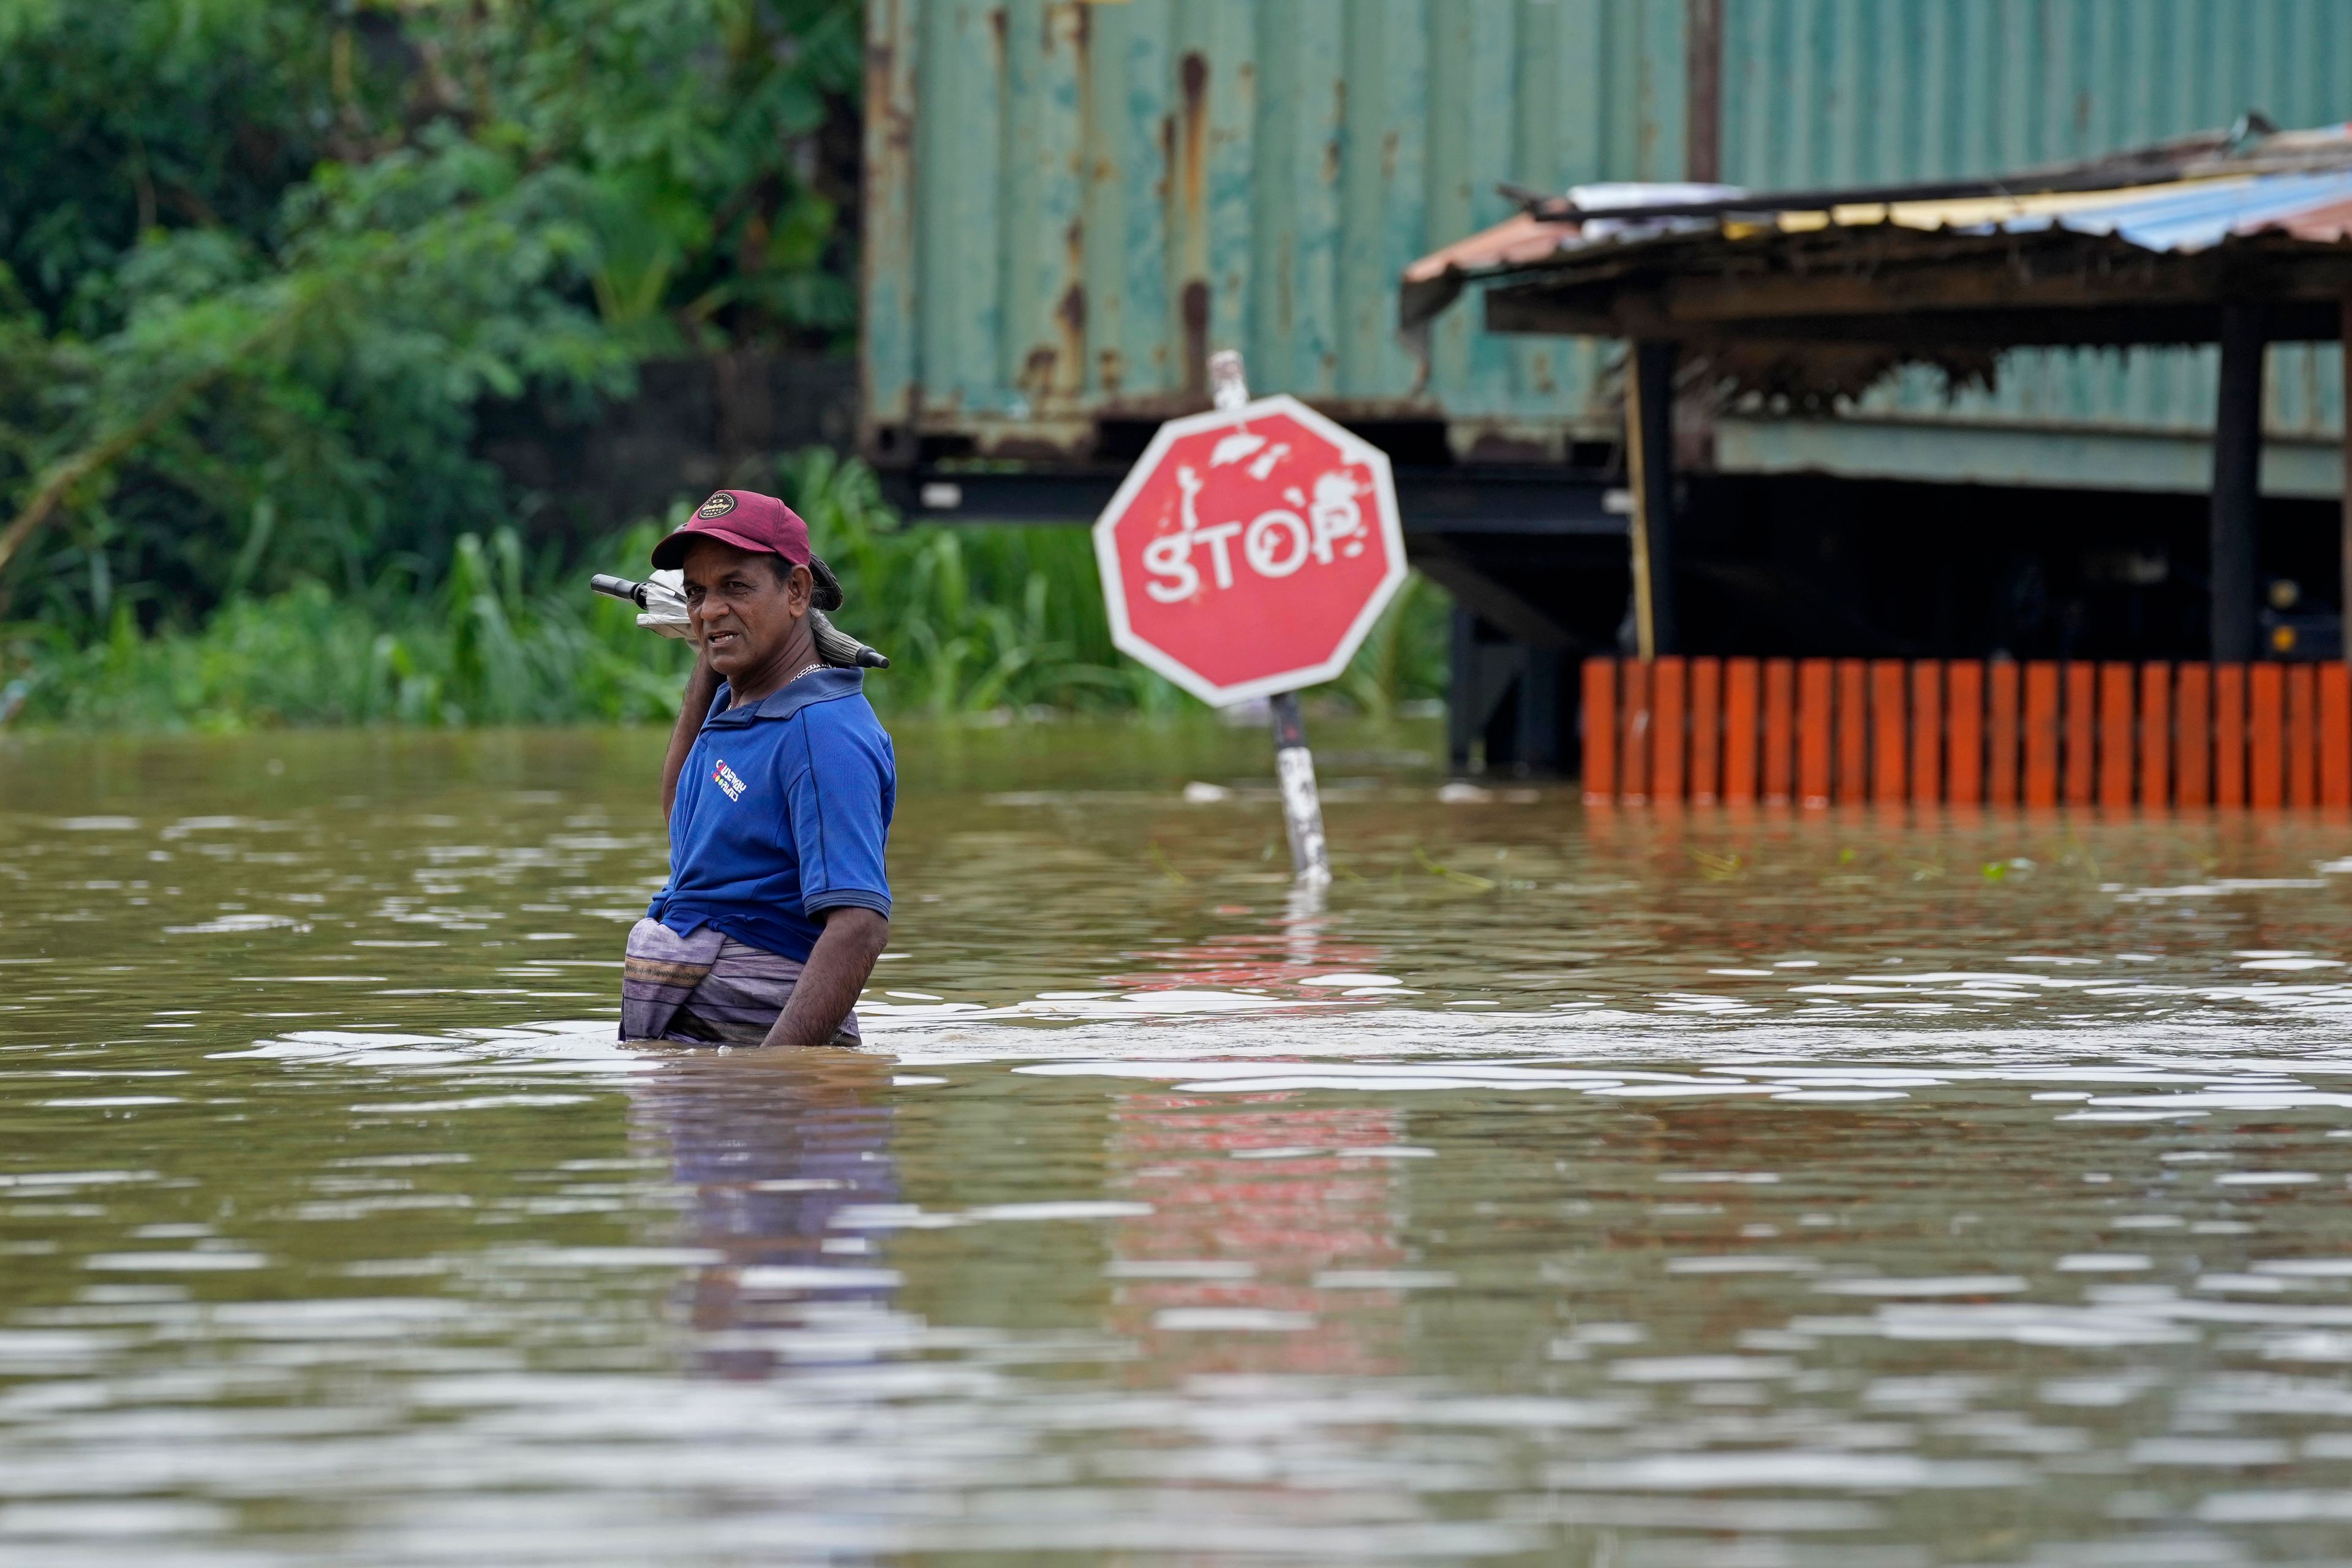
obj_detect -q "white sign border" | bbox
[1091,394,1408,708]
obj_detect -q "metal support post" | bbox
[2211,303,2265,663]
[2340,290,2352,669]
[1209,348,1331,888]
[1626,339,1680,658]
[1270,690,1331,884]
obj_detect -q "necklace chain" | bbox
[720,660,824,707]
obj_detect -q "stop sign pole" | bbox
[1208,350,1332,888]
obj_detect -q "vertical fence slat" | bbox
[2288,663,2318,808]
[1836,659,1869,805]
[1621,659,1652,802]
[1689,657,1722,803]
[2024,662,2060,807]
[1581,657,1618,804]
[1948,660,1983,805]
[1653,655,1687,802]
[1987,660,2019,806]
[2064,663,2097,806]
[2215,665,2247,807]
[1766,658,1798,804]
[2138,662,2170,809]
[1909,662,1942,805]
[1724,657,1760,802]
[2176,663,2211,807]
[1798,658,1833,807]
[2098,662,2135,809]
[2250,662,2285,808]
[1871,660,1907,802]
[2323,663,2352,809]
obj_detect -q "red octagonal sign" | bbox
[1093,395,1404,706]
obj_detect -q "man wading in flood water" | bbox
[621,491,894,1047]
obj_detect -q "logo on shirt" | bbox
[712,759,748,802]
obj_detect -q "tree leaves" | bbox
[0,0,861,636]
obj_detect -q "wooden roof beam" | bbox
[1485,293,2352,346]
[1487,252,2352,342]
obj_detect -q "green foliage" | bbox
[1336,573,1451,722]
[778,450,1172,716]
[2,456,1452,731]
[0,0,862,638]
[0,6,1457,731]
[4,521,698,730]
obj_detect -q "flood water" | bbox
[9,720,2352,1565]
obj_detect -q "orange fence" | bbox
[1581,656,2352,809]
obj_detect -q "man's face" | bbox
[681,538,810,681]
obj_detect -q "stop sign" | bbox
[1093,395,1404,706]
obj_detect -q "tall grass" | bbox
[0,452,1450,730]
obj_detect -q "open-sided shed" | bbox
[1401,121,2352,665]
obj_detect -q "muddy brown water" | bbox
[8,721,2352,1565]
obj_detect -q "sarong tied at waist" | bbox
[622,918,860,1045]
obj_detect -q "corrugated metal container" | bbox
[866,0,2352,494]
[1714,0,2352,495]
[862,0,1689,466]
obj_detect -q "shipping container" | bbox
[862,0,1691,472]
[864,0,2352,499]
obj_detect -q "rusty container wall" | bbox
[862,0,1691,469]
[1714,0,2352,498]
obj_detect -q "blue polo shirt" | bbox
[647,668,894,963]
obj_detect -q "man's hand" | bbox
[763,906,890,1048]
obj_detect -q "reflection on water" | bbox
[1109,1093,1411,1368]
[7,723,2352,1562]
[634,1050,902,1382]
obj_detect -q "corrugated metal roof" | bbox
[1757,159,2352,251]
[1401,124,2352,433]
[1407,130,2352,301]
[1984,166,2352,248]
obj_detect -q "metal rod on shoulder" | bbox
[1209,349,1332,888]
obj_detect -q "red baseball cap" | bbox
[650,489,812,570]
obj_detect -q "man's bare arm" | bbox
[764,907,890,1048]
[661,652,724,823]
